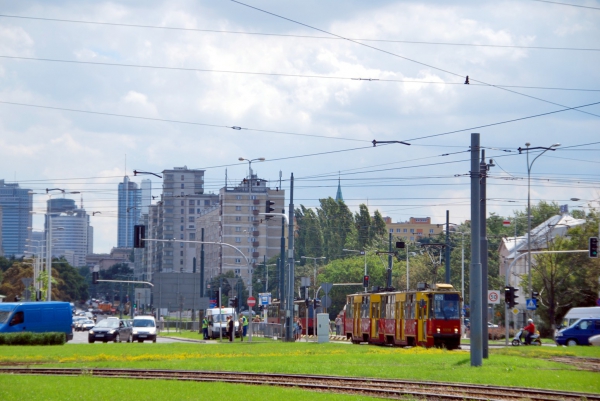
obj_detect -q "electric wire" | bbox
[2,55,598,93]
[530,0,600,10]
[230,0,600,119]
[0,14,597,51]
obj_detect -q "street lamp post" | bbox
[300,256,326,298]
[343,249,366,291]
[238,157,265,193]
[519,142,560,316]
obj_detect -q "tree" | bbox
[355,204,372,250]
[0,262,34,301]
[294,205,324,260]
[317,197,356,260]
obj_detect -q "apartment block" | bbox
[384,217,443,242]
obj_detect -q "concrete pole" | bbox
[286,173,295,342]
[480,150,489,359]
[445,210,450,283]
[470,133,483,366]
[387,233,393,288]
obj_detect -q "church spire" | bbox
[335,173,343,202]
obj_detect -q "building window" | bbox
[236,206,242,211]
[236,195,242,200]
[188,217,194,222]
[235,258,241,264]
[235,216,242,221]
[250,195,257,200]
[396,229,401,233]
[180,217,184,223]
[189,233,195,240]
[235,227,242,232]
[181,200,184,206]
[165,174,173,180]
[204,200,210,206]
[197,208,201,213]
[248,216,255,221]
[389,229,393,233]
[180,209,184,214]
[180,192,184,196]
[189,200,195,206]
[429,229,434,233]
[180,259,184,265]
[189,208,195,214]
[410,236,414,241]
[180,251,184,256]
[410,229,415,233]
[180,225,184,231]
[235,237,241,243]
[180,234,184,239]
[403,229,408,233]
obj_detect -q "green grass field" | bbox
[1,338,599,400]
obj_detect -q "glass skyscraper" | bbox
[118,176,141,248]
[0,179,32,257]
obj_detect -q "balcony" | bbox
[252,210,259,215]
[253,199,260,205]
[252,231,259,237]
[252,252,260,258]
[252,241,259,247]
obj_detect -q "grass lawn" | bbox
[0,375,379,401]
[1,339,599,400]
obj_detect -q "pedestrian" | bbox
[227,316,234,342]
[159,315,164,332]
[335,314,343,335]
[202,316,209,340]
[238,317,244,341]
[242,314,248,338]
[295,318,303,341]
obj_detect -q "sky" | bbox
[1,0,599,254]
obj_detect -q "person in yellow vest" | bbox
[202,316,209,340]
[242,315,249,337]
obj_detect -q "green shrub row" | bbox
[0,332,66,346]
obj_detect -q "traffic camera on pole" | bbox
[265,200,275,220]
[590,237,598,258]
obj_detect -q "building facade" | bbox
[0,179,32,257]
[47,198,93,267]
[117,176,141,248]
[196,174,286,285]
[384,217,444,242]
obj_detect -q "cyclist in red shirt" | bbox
[523,318,535,345]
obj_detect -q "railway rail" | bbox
[1,367,599,400]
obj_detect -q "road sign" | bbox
[488,290,500,304]
[502,220,511,227]
[247,296,256,307]
[259,293,271,306]
[321,295,332,309]
[512,308,520,315]
[526,298,537,310]
[321,282,333,294]
[209,299,217,308]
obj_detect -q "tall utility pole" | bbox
[280,210,285,303]
[286,173,295,342]
[480,150,494,358]
[470,133,483,367]
[445,210,450,284]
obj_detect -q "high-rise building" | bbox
[46,197,92,267]
[196,174,285,285]
[117,176,141,248]
[0,179,32,257]
[140,179,152,214]
[144,166,219,275]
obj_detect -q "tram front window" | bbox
[433,294,460,320]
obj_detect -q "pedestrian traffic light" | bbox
[396,241,405,249]
[92,271,99,284]
[265,200,275,220]
[363,275,369,287]
[134,225,146,248]
[314,299,321,308]
[504,286,513,308]
[589,237,598,258]
[531,291,539,300]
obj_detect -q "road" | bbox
[69,330,186,344]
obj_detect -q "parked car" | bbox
[132,316,157,343]
[488,322,499,328]
[88,318,132,343]
[555,318,600,346]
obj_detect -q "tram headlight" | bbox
[454,328,458,334]
[436,328,440,333]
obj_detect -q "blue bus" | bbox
[0,302,73,341]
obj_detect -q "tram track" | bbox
[1,367,598,401]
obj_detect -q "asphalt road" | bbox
[69,329,185,344]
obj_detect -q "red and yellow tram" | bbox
[266,299,317,335]
[344,283,461,349]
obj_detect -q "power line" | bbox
[0,14,597,51]
[3,55,598,93]
[530,0,600,10]
[230,0,600,119]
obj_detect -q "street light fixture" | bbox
[238,157,265,193]
[518,142,560,315]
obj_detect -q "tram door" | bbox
[353,295,362,339]
[416,293,429,344]
[396,293,405,342]
[370,294,380,340]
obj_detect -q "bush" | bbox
[0,332,66,346]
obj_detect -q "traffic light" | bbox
[134,225,146,248]
[512,287,519,307]
[396,241,405,249]
[590,237,598,258]
[363,275,369,287]
[265,200,275,220]
[92,271,99,285]
[504,286,513,308]
[531,291,539,300]
[314,299,321,308]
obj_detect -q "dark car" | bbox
[88,318,132,343]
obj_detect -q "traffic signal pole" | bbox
[470,133,483,367]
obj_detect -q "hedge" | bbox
[0,332,66,345]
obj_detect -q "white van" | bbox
[206,308,238,339]
[560,307,600,329]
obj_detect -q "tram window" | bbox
[433,294,460,320]
[346,302,353,318]
[371,303,380,319]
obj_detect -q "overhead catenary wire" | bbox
[230,0,600,119]
[0,14,597,51]
[529,0,600,10]
[2,55,598,93]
